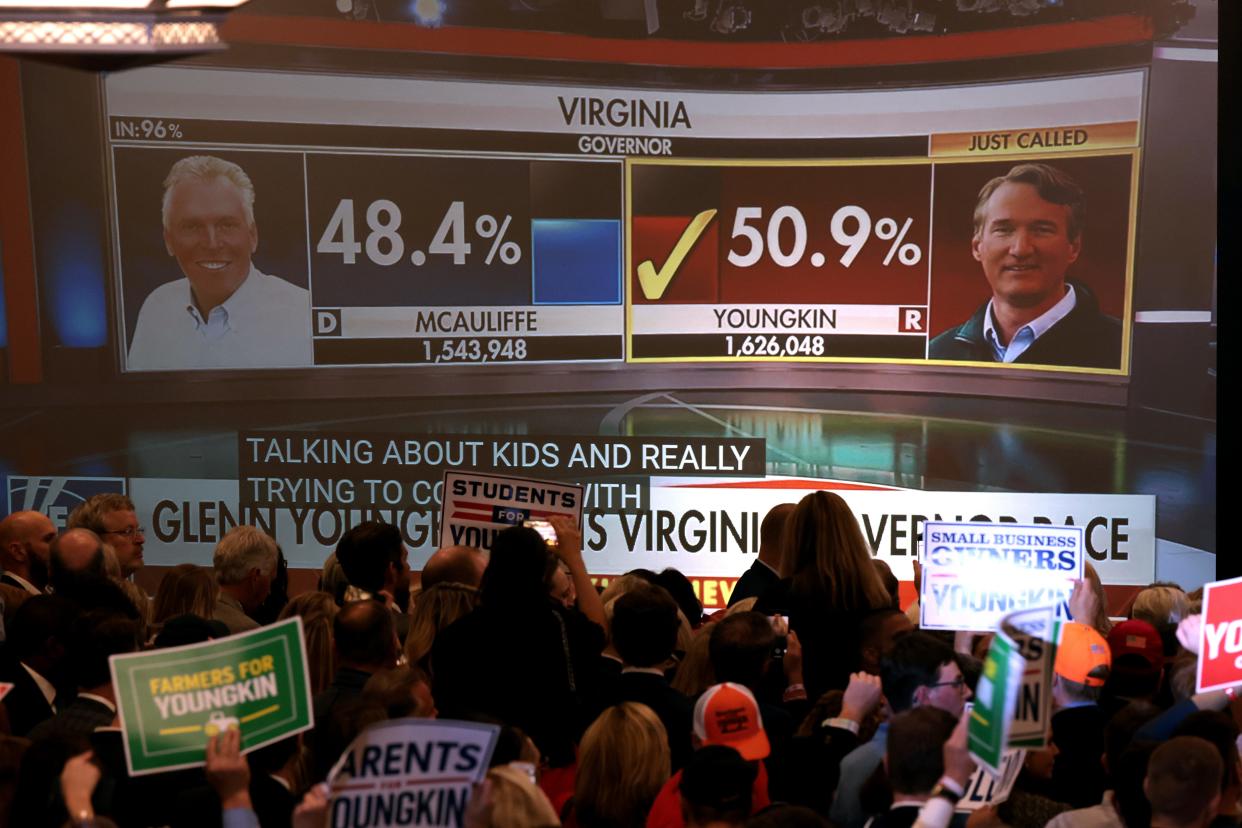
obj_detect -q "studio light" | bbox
[0,0,248,54]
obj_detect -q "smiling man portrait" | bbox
[127,155,313,371]
[928,162,1122,369]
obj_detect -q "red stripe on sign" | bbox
[403,776,473,787]
[666,479,899,491]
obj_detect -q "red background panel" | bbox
[631,216,720,304]
[717,165,933,305]
[928,154,1133,338]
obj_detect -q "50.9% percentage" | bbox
[726,205,922,269]
[316,199,523,267]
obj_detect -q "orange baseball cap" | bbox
[1055,622,1112,687]
[693,683,770,761]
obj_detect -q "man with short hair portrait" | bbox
[127,154,312,370]
[928,162,1122,368]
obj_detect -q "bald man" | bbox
[49,528,107,592]
[728,503,794,607]
[0,510,56,594]
[420,545,488,590]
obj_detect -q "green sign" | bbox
[110,617,314,775]
[968,632,1019,775]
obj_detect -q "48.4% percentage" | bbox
[317,199,522,267]
[726,205,922,269]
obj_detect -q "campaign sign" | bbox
[110,618,314,775]
[327,718,500,827]
[1197,576,1242,693]
[958,748,1025,812]
[1003,606,1058,749]
[439,470,582,551]
[920,522,1084,632]
[968,631,1024,775]
[0,683,12,702]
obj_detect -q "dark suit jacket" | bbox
[28,694,114,743]
[251,774,297,828]
[729,560,781,607]
[1051,703,1108,809]
[0,660,56,737]
[610,671,694,771]
[927,280,1121,369]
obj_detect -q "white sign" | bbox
[124,477,1155,586]
[958,748,1025,812]
[328,718,499,828]
[439,470,582,552]
[920,522,1083,632]
[1003,606,1058,749]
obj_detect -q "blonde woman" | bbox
[570,703,670,828]
[278,591,339,694]
[404,581,480,671]
[151,563,218,625]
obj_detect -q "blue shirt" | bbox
[984,285,1077,363]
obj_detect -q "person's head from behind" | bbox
[162,155,258,308]
[0,510,56,588]
[858,608,914,674]
[480,526,554,609]
[758,503,796,566]
[1174,711,1241,817]
[212,525,278,613]
[655,568,703,628]
[1104,618,1164,702]
[486,764,560,828]
[69,611,142,692]
[709,612,776,690]
[67,493,144,577]
[884,706,957,799]
[611,582,681,669]
[971,162,1084,314]
[279,591,339,694]
[693,683,770,761]
[335,521,408,597]
[10,594,76,679]
[881,631,970,716]
[334,599,399,673]
[152,563,218,625]
[404,581,479,669]
[680,745,756,828]
[1145,736,1223,828]
[1052,622,1111,708]
[779,491,889,610]
[575,702,670,828]
[49,528,106,592]
[420,544,488,590]
[1132,584,1190,656]
[871,560,900,609]
[363,665,436,720]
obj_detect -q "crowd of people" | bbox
[0,491,1229,828]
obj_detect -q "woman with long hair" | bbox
[571,703,670,828]
[151,563,217,626]
[404,581,480,671]
[278,591,339,695]
[432,518,606,768]
[755,490,891,698]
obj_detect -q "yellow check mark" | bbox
[636,209,717,301]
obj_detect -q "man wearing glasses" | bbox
[67,494,145,578]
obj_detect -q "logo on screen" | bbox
[6,476,128,528]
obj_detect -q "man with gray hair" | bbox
[67,493,144,578]
[127,154,312,370]
[212,525,278,634]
